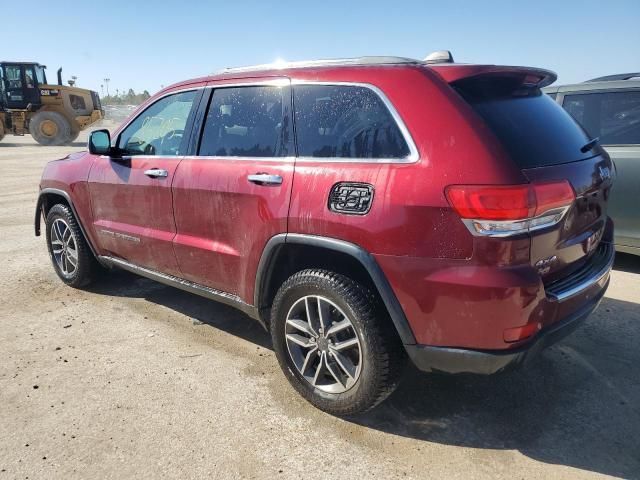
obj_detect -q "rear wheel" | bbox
[271,269,406,416]
[45,204,101,287]
[29,111,72,146]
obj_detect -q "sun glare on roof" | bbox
[273,58,287,69]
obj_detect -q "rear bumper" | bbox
[406,274,609,374]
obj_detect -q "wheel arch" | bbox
[35,188,100,261]
[255,234,417,345]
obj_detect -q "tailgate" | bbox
[523,155,613,282]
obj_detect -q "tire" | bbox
[0,119,5,142]
[45,203,101,288]
[67,129,80,143]
[29,111,72,146]
[271,269,406,416]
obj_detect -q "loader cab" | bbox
[0,62,46,110]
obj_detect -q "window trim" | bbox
[111,79,420,163]
[291,80,419,163]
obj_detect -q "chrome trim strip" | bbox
[99,256,259,319]
[546,246,614,302]
[218,56,421,74]
[290,80,419,164]
[461,206,571,238]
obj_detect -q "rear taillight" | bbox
[445,181,575,237]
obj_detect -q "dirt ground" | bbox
[1,129,639,480]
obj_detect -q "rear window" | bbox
[455,75,595,168]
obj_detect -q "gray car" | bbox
[544,73,640,255]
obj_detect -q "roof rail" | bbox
[586,72,640,82]
[219,56,421,74]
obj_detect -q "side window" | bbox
[5,66,22,89]
[117,90,197,156]
[293,85,410,159]
[563,91,640,145]
[24,67,35,89]
[199,86,286,157]
[546,92,557,100]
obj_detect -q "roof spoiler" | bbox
[432,65,557,89]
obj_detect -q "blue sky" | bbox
[6,0,639,96]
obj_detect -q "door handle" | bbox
[247,173,283,186]
[144,168,168,178]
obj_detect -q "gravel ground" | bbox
[1,129,639,480]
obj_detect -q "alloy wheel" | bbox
[50,218,78,277]
[285,295,362,393]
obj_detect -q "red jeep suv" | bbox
[35,54,614,415]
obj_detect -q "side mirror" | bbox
[88,129,111,155]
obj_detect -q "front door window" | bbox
[117,90,198,156]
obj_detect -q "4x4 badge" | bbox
[598,166,611,181]
[328,182,374,215]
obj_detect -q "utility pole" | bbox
[100,84,104,96]
[103,78,110,96]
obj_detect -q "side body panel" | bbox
[87,155,183,275]
[172,157,294,299]
[606,146,640,250]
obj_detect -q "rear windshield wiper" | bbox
[580,137,600,153]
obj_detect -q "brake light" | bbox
[445,181,575,237]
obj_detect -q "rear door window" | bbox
[563,91,640,145]
[455,75,595,168]
[199,86,287,157]
[293,85,410,159]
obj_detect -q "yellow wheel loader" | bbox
[0,62,103,145]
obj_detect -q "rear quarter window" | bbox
[293,85,411,159]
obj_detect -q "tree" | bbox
[102,88,153,106]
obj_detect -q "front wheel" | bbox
[270,269,406,416]
[45,204,102,287]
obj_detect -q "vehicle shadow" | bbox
[351,295,640,478]
[613,251,640,274]
[87,271,640,478]
[87,269,272,349]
